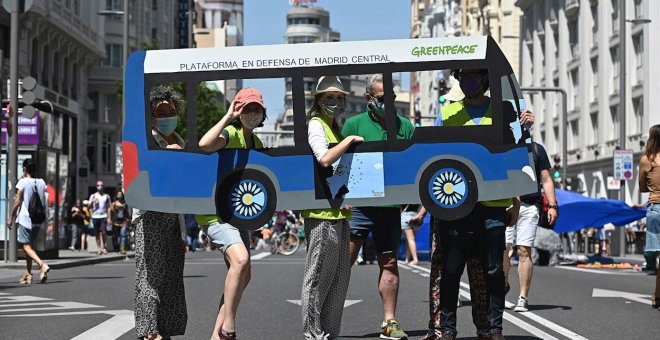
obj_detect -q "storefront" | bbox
[1,107,77,260]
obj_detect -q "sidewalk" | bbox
[1,242,134,270]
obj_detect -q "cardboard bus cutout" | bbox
[122,36,537,230]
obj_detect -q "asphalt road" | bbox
[0,249,657,339]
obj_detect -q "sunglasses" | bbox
[371,93,397,103]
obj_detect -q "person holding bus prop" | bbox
[198,87,269,340]
[411,69,535,340]
[341,73,413,340]
[301,76,364,339]
[134,85,188,340]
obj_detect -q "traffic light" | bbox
[552,155,561,181]
[414,110,421,126]
[438,79,447,104]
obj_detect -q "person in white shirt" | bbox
[7,158,49,284]
[88,180,112,255]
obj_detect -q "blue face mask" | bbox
[156,116,177,136]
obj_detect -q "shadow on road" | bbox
[527,304,572,311]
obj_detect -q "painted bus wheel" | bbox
[419,160,478,221]
[217,169,277,230]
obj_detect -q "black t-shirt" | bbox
[520,142,551,206]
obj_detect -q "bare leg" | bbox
[378,253,399,321]
[349,239,364,265]
[23,243,44,269]
[517,246,533,298]
[404,228,419,264]
[211,243,251,338]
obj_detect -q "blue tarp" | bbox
[554,189,647,233]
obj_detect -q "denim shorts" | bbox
[349,207,401,254]
[17,224,40,245]
[646,203,660,252]
[205,221,251,254]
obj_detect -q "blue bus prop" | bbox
[122,36,537,230]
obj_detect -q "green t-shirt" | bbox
[341,109,414,141]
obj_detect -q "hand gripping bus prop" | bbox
[122,36,537,230]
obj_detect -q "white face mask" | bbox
[239,112,263,129]
[155,116,178,136]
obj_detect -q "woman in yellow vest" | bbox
[301,76,364,339]
[198,88,267,340]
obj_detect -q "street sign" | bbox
[613,149,634,180]
[2,0,33,13]
[606,176,621,190]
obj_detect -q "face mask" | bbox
[117,195,124,201]
[321,98,345,117]
[155,116,178,136]
[370,98,386,117]
[459,77,483,98]
[239,111,263,129]
[97,186,104,191]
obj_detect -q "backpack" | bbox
[28,180,46,224]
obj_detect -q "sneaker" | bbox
[380,319,408,339]
[356,255,365,265]
[513,296,529,312]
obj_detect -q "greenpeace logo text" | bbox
[411,45,478,57]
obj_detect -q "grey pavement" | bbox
[0,249,658,339]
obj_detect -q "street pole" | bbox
[616,0,627,257]
[122,0,128,131]
[521,87,568,189]
[7,0,20,262]
[188,0,193,48]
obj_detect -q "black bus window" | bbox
[148,83,188,150]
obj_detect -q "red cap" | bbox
[234,88,265,112]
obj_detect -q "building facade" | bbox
[0,0,105,256]
[516,0,659,204]
[272,4,409,147]
[410,0,522,126]
[85,0,180,201]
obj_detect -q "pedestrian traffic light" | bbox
[438,79,448,104]
[20,76,37,118]
[552,155,561,181]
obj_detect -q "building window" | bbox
[88,91,99,122]
[53,52,60,92]
[570,69,579,110]
[42,45,49,88]
[633,34,643,84]
[71,64,78,99]
[106,0,122,11]
[151,28,158,41]
[30,38,39,80]
[591,3,598,33]
[103,44,123,67]
[569,119,579,150]
[553,30,559,63]
[611,47,619,93]
[591,58,598,102]
[101,132,113,173]
[632,97,643,135]
[635,0,643,18]
[287,36,320,44]
[590,112,598,144]
[568,18,579,57]
[612,0,619,34]
[610,105,619,140]
[87,131,96,173]
[287,17,320,25]
[152,0,158,10]
[63,58,69,97]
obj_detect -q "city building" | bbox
[0,0,105,257]
[410,0,521,126]
[272,2,409,146]
[516,0,658,204]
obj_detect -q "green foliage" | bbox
[164,82,226,142]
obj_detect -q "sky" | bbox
[243,0,411,126]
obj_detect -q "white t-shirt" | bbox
[89,192,111,219]
[15,177,47,230]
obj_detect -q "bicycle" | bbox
[270,223,300,256]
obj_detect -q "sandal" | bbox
[39,263,50,283]
[18,273,32,284]
[102,248,108,255]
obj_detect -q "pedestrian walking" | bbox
[198,87,269,340]
[301,76,363,339]
[82,199,92,251]
[134,85,188,339]
[638,124,660,309]
[7,158,50,284]
[108,191,130,254]
[503,142,557,312]
[401,204,421,265]
[88,181,112,255]
[70,199,86,251]
[340,73,414,339]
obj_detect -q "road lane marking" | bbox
[0,295,53,303]
[592,288,652,305]
[286,300,362,308]
[0,301,102,313]
[250,252,272,260]
[71,310,134,340]
[402,261,589,340]
[556,266,641,275]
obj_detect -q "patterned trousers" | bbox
[428,217,490,336]
[134,211,187,338]
[301,218,351,340]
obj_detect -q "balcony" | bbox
[88,66,123,82]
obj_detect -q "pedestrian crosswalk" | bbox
[0,292,134,339]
